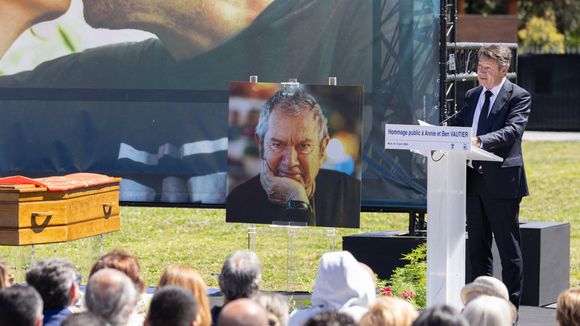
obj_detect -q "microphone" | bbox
[439,108,463,126]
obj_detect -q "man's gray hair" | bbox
[255,87,329,157]
[85,268,138,326]
[478,44,512,69]
[218,251,261,300]
[26,258,76,309]
[462,295,514,326]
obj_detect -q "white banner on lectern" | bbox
[385,124,472,152]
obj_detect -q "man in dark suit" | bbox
[451,44,531,309]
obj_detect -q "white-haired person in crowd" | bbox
[556,287,580,326]
[0,284,44,326]
[85,268,138,326]
[212,250,262,325]
[254,292,290,326]
[146,285,199,326]
[26,258,81,326]
[360,296,418,326]
[288,251,376,326]
[460,275,517,324]
[217,298,269,326]
[462,295,514,326]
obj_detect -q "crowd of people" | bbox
[0,251,578,326]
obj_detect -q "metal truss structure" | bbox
[440,0,518,122]
[372,0,439,235]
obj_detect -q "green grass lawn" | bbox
[1,141,578,292]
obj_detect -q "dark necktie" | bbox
[477,90,493,136]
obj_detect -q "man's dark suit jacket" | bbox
[452,79,531,199]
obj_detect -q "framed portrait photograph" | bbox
[226,81,362,228]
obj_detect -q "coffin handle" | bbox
[103,202,115,218]
[31,212,53,232]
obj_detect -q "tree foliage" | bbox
[519,0,580,44]
[518,10,565,53]
[463,0,580,48]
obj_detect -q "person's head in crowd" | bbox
[304,310,357,326]
[217,298,269,326]
[80,0,274,60]
[26,258,80,311]
[310,251,375,317]
[289,251,375,326]
[556,287,580,326]
[62,311,110,326]
[477,44,511,90]
[461,275,510,305]
[460,275,517,320]
[462,295,514,326]
[254,292,289,326]
[146,285,198,326]
[360,296,418,326]
[0,0,72,58]
[218,250,261,303]
[85,268,138,326]
[255,87,330,204]
[0,258,12,289]
[157,264,211,326]
[0,284,43,326]
[411,304,469,326]
[90,249,146,294]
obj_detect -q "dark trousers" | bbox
[466,171,524,308]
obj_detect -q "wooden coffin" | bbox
[0,177,121,245]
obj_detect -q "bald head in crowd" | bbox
[85,268,138,326]
[217,298,268,326]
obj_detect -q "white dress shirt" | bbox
[471,77,507,137]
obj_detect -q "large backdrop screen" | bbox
[0,0,439,209]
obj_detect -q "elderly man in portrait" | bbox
[227,87,360,227]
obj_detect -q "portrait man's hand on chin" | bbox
[259,160,309,207]
[227,87,360,228]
